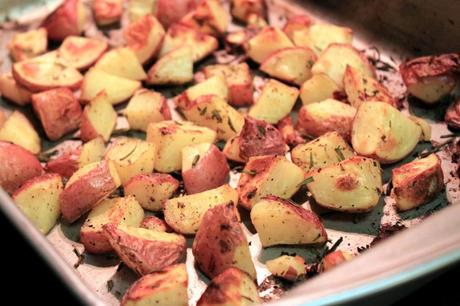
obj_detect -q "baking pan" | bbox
[0,0,459,305]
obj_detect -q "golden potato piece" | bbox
[307,156,382,212]
[282,15,312,41]
[292,23,353,54]
[127,0,156,23]
[193,202,256,279]
[180,0,229,37]
[164,184,238,234]
[266,255,306,281]
[121,264,188,306]
[251,196,327,247]
[95,47,147,81]
[80,92,117,142]
[176,75,228,109]
[57,36,108,70]
[391,154,444,211]
[351,101,422,163]
[0,73,32,106]
[409,115,431,141]
[0,111,41,154]
[237,155,305,210]
[247,27,294,63]
[147,46,194,85]
[8,28,47,62]
[291,131,354,173]
[231,0,266,23]
[300,73,339,105]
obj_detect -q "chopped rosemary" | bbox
[297,176,314,188]
[192,154,200,167]
[335,146,345,161]
[119,144,137,161]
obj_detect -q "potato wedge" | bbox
[80,68,141,105]
[80,196,144,254]
[193,202,256,279]
[260,47,317,85]
[182,143,229,194]
[156,0,200,28]
[400,54,459,104]
[176,75,228,109]
[291,131,354,173]
[164,184,238,234]
[180,0,229,37]
[42,0,86,41]
[202,63,254,106]
[197,268,260,306]
[247,27,294,63]
[307,156,382,212]
[104,225,186,275]
[80,92,117,142]
[146,121,216,173]
[311,43,375,88]
[223,136,245,163]
[32,88,82,141]
[121,264,188,306]
[292,23,353,54]
[251,196,327,247]
[57,36,108,70]
[124,14,165,64]
[409,115,431,141]
[159,23,218,62]
[231,0,266,23]
[124,89,171,132]
[276,115,305,147]
[237,155,305,210]
[249,79,299,124]
[296,99,356,141]
[92,0,123,26]
[299,73,339,105]
[391,154,444,211]
[146,46,194,85]
[12,173,62,234]
[0,111,41,154]
[105,137,156,184]
[282,15,313,41]
[266,255,306,281]
[12,59,83,92]
[141,216,172,232]
[445,98,460,129]
[351,101,422,163]
[343,65,396,108]
[0,142,43,194]
[181,94,244,140]
[0,73,32,106]
[124,173,180,211]
[60,160,121,223]
[95,48,147,81]
[321,250,353,272]
[8,28,47,62]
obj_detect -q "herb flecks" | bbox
[106,280,114,292]
[335,147,345,161]
[257,125,266,137]
[309,151,314,168]
[242,169,257,176]
[297,176,314,188]
[211,109,223,123]
[199,106,207,116]
[228,117,237,133]
[119,144,138,161]
[192,154,200,167]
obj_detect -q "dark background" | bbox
[2,209,459,305]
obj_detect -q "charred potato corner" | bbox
[0,0,458,304]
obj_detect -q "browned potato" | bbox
[237,155,305,210]
[321,250,354,272]
[351,101,422,164]
[266,255,306,281]
[176,75,228,110]
[80,196,144,254]
[231,0,266,23]
[247,27,294,63]
[400,53,459,104]
[95,48,147,81]
[57,36,108,70]
[282,15,312,41]
[296,99,356,142]
[0,73,32,106]
[307,156,382,212]
[391,154,444,211]
[291,131,354,173]
[0,111,41,154]
[251,196,327,247]
[197,268,261,306]
[193,202,256,279]
[299,73,339,105]
[8,28,47,62]
[180,0,229,37]
[104,224,187,275]
[41,0,86,41]
[445,98,460,129]
[92,0,122,26]
[141,216,172,232]
[121,264,188,306]
[276,115,305,147]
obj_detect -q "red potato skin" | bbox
[124,173,180,207]
[59,38,108,70]
[156,0,200,28]
[183,144,230,194]
[282,15,313,34]
[42,0,83,41]
[103,224,187,275]
[46,148,82,179]
[276,115,305,147]
[92,0,122,25]
[445,98,460,129]
[141,216,172,232]
[31,88,82,141]
[79,111,99,142]
[322,250,350,272]
[12,173,62,196]
[59,161,118,223]
[0,142,43,194]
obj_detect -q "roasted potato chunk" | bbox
[237,155,305,210]
[445,98,460,130]
[197,268,261,306]
[124,173,180,211]
[180,0,229,37]
[400,53,459,104]
[351,101,422,163]
[176,75,228,109]
[164,184,238,234]
[12,173,62,234]
[80,196,144,254]
[156,0,201,28]
[146,121,217,173]
[141,216,172,232]
[223,136,245,163]
[0,73,32,106]
[193,202,256,279]
[266,255,306,281]
[95,48,147,81]
[391,154,444,211]
[80,92,117,142]
[251,196,327,247]
[343,65,396,108]
[296,99,356,141]
[321,250,353,272]
[307,156,382,212]
[147,46,194,85]
[41,0,86,41]
[282,15,312,41]
[409,115,432,141]
[92,0,123,26]
[291,131,354,173]
[57,36,108,70]
[249,79,299,124]
[0,111,41,154]
[121,264,188,306]
[231,0,266,23]
[104,225,186,275]
[127,0,156,23]
[299,73,339,105]
[8,28,47,62]
[276,115,305,147]
[247,27,294,63]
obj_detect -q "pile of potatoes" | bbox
[0,0,456,305]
